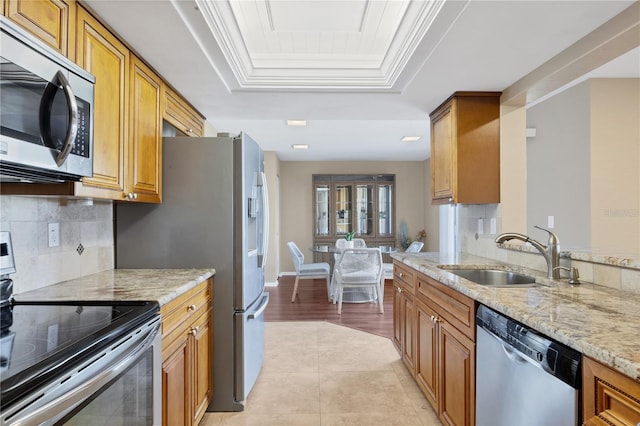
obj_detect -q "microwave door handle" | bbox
[39,70,78,166]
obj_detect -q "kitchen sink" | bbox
[442,268,537,286]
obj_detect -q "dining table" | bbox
[309,244,397,303]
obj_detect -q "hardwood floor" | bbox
[264,275,394,339]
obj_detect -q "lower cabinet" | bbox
[392,261,416,372]
[583,356,640,426]
[161,278,213,426]
[393,263,476,426]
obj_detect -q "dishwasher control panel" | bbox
[476,304,581,388]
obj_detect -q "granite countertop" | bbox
[14,268,216,307]
[391,252,640,382]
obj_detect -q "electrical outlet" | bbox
[48,223,60,247]
[490,218,497,234]
[477,218,484,235]
[547,216,555,229]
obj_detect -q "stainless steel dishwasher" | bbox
[476,304,581,426]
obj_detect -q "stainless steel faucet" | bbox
[495,225,560,279]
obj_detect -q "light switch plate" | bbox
[48,223,59,247]
[547,216,555,229]
[477,218,484,235]
[490,218,497,234]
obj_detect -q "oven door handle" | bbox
[6,322,160,426]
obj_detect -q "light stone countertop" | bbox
[14,268,216,307]
[391,252,640,382]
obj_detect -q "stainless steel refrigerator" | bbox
[115,133,269,412]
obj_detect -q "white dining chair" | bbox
[287,241,331,303]
[333,247,384,314]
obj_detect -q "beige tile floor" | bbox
[200,321,441,426]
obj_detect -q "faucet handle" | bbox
[553,266,580,285]
[534,225,559,244]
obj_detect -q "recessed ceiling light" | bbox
[286,119,307,126]
[401,136,421,142]
[292,144,309,149]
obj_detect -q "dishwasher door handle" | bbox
[502,344,528,366]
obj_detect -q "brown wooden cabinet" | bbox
[415,273,476,426]
[73,6,129,199]
[163,85,205,137]
[429,92,501,205]
[4,0,76,58]
[583,356,640,426]
[1,5,164,202]
[393,262,476,426]
[128,56,162,203]
[392,261,416,372]
[161,278,213,426]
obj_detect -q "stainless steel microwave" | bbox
[0,17,95,183]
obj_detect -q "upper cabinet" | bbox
[163,85,205,137]
[73,6,129,199]
[3,0,76,58]
[429,92,501,205]
[128,56,162,203]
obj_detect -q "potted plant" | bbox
[345,231,356,248]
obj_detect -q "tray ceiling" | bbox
[197,0,444,89]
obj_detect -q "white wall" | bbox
[279,161,430,272]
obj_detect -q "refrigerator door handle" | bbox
[257,171,269,268]
[248,293,269,320]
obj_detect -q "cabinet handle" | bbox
[396,287,402,294]
[187,304,196,312]
[124,192,139,200]
[190,326,199,336]
[398,272,404,278]
[434,316,442,323]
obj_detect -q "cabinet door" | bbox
[392,285,402,352]
[314,183,331,237]
[74,6,129,199]
[162,336,190,426]
[401,291,415,372]
[438,321,475,426]
[5,0,76,57]
[415,300,438,410]
[129,56,162,203]
[583,357,640,426]
[354,184,374,237]
[191,310,213,426]
[334,184,353,236]
[431,103,455,203]
[164,85,204,137]
[377,183,393,237]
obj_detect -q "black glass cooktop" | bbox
[0,300,159,410]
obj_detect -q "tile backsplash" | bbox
[0,196,114,294]
[458,203,640,295]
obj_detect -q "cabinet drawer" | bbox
[393,261,415,294]
[161,280,212,340]
[416,273,475,340]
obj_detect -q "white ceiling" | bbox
[84,0,639,161]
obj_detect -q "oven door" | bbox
[1,317,161,426]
